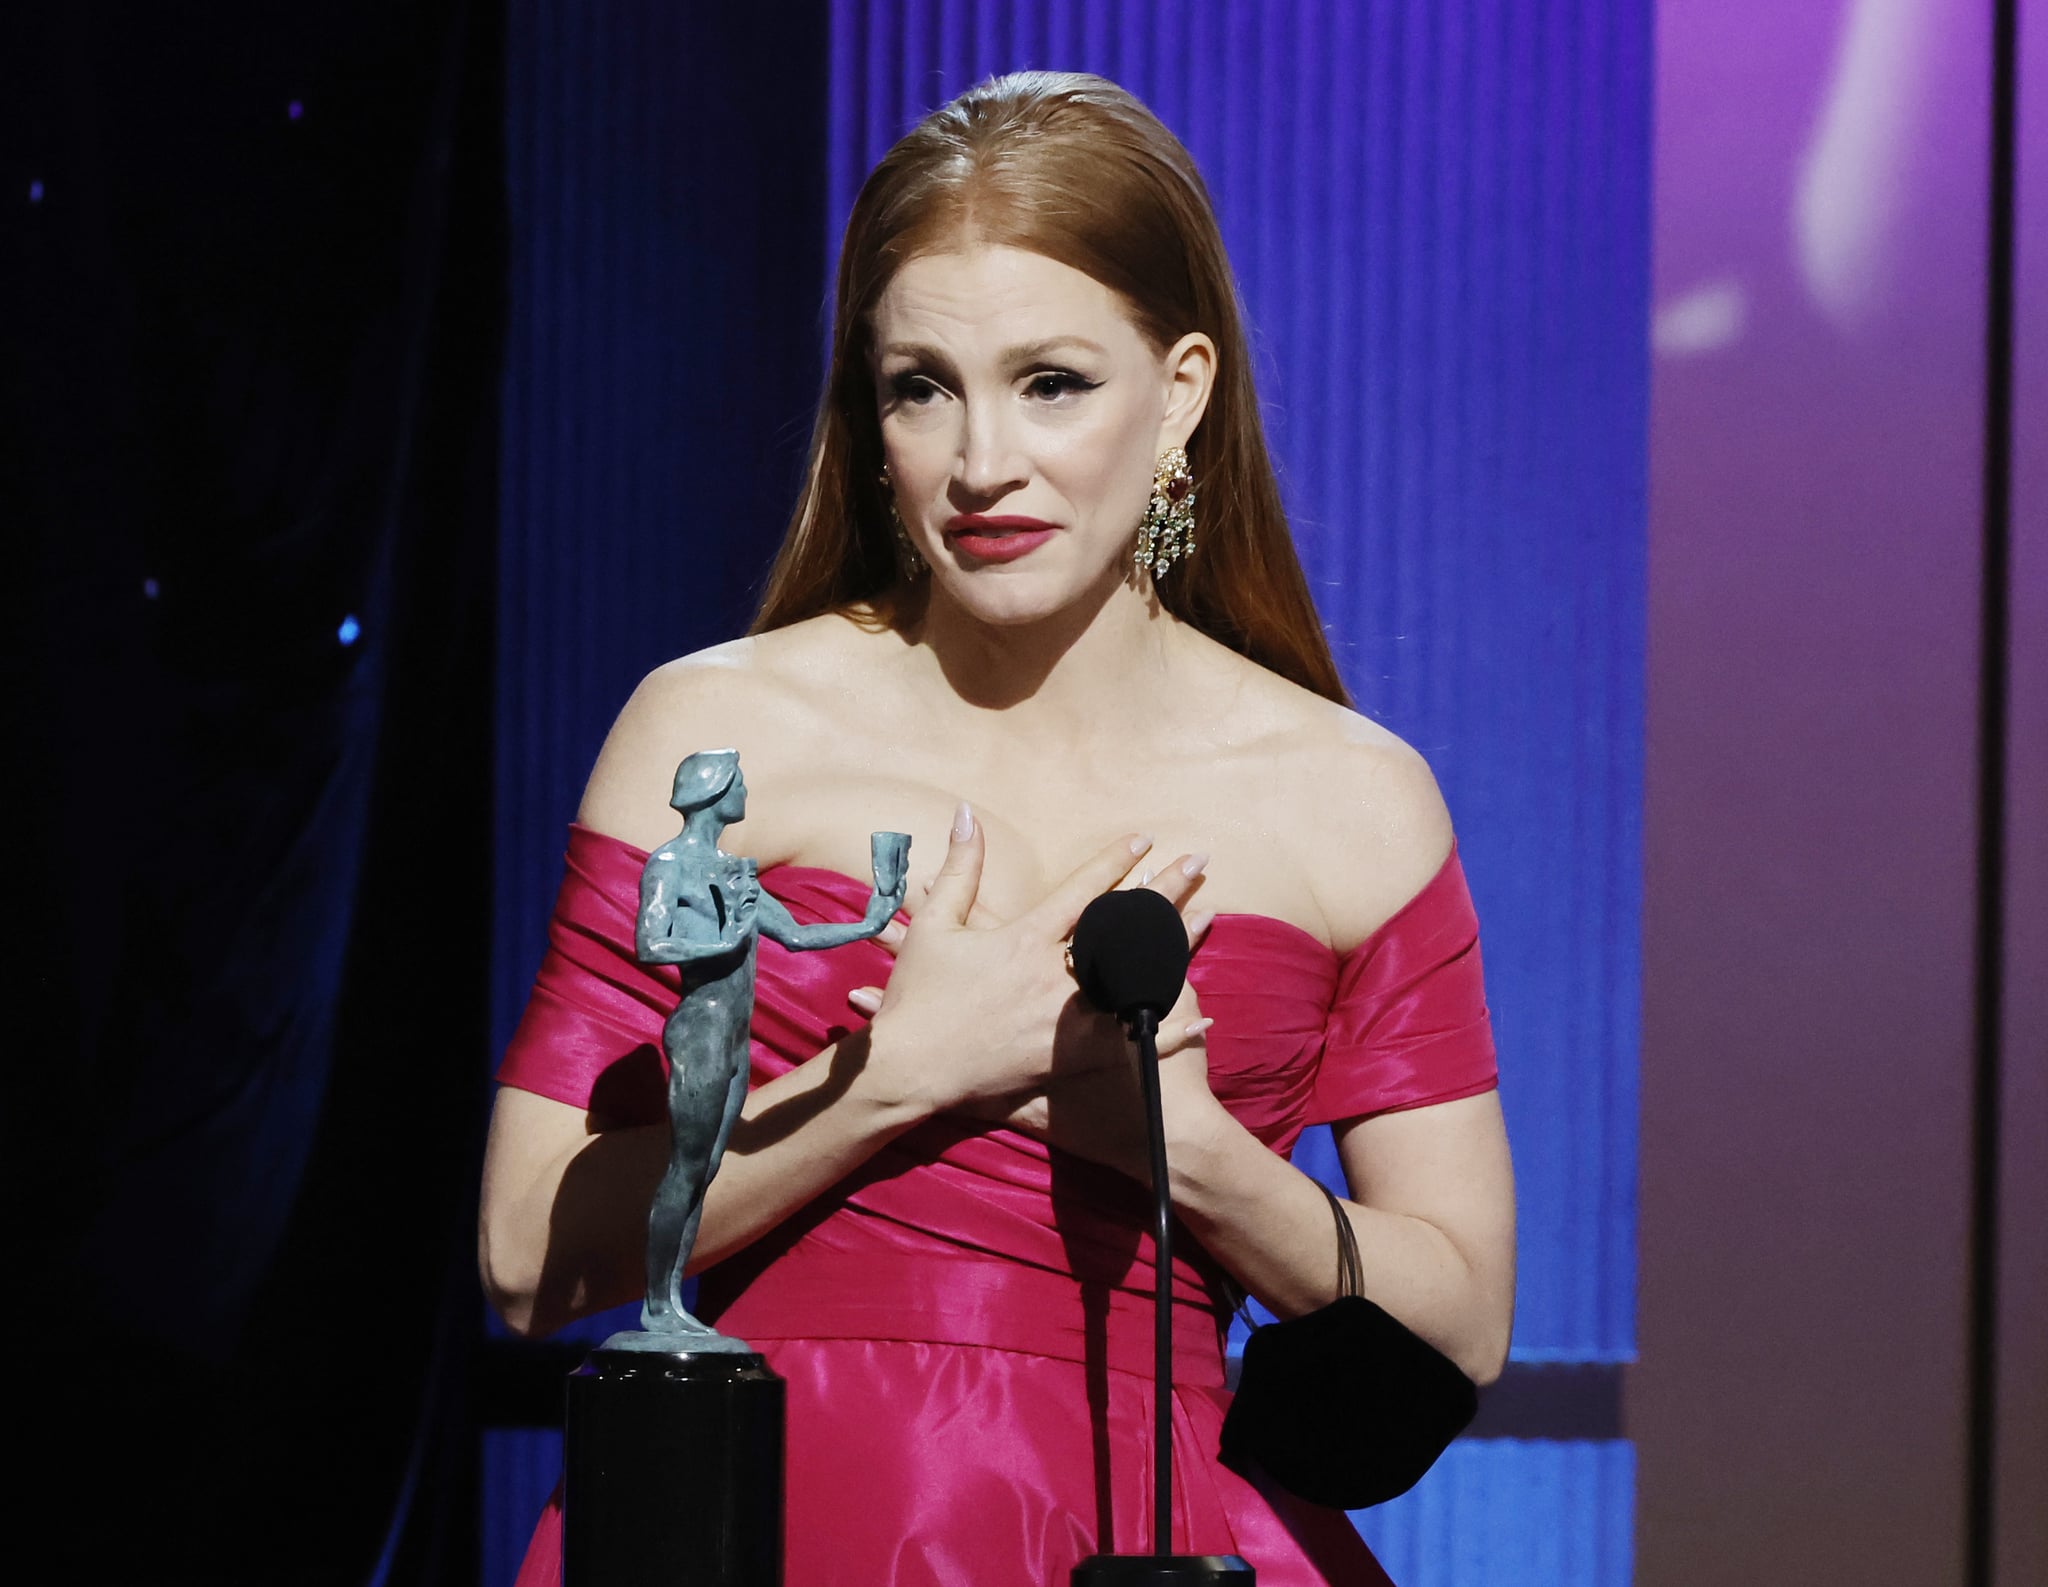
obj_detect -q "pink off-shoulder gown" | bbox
[496,824,1498,1587]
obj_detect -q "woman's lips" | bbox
[944,517,1058,564]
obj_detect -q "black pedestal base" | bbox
[564,1345,784,1587]
[1072,1555,1257,1583]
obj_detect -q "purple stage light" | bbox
[288,100,304,121]
[143,578,160,600]
[29,180,44,203]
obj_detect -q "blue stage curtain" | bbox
[493,0,832,1069]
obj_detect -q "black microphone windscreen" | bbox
[1070,887,1190,1020]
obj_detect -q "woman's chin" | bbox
[930,563,1128,629]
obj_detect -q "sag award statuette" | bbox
[564,749,909,1587]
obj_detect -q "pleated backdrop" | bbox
[490,3,1647,1582]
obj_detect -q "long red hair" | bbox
[749,71,1348,705]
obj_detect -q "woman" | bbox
[482,70,1515,1587]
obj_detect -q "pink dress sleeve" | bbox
[493,824,671,1126]
[1309,845,1499,1124]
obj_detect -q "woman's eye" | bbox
[1026,371,1096,400]
[888,373,941,405]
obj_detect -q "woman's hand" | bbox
[950,896,1221,1182]
[849,802,1149,1115]
[846,804,1225,1178]
[967,1019,1226,1184]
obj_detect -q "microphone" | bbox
[1069,886,1189,1026]
[1067,888,1253,1585]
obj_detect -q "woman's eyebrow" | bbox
[1000,336,1109,363]
[876,341,951,368]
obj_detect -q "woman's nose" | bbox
[953,403,1028,500]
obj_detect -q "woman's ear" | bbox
[1158,332,1218,450]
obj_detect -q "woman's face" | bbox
[870,243,1212,627]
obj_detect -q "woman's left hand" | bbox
[850,878,1227,1182]
[976,1009,1226,1183]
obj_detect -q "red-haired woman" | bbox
[482,71,1515,1587]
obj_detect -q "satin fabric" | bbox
[498,824,1497,1587]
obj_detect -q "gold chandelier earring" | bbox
[1135,445,1196,580]
[879,464,926,580]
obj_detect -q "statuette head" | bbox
[671,749,744,818]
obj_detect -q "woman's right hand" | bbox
[851,802,1198,1118]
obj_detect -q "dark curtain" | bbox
[7,3,503,1581]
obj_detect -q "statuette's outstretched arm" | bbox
[755,833,909,952]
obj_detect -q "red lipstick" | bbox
[945,514,1058,564]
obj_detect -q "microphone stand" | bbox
[1135,1008,1175,1554]
[1070,1006,1254,1585]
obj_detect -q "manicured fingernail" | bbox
[1180,852,1209,878]
[1128,833,1153,855]
[1186,1018,1215,1036]
[1137,869,1154,887]
[953,802,974,841]
[1187,910,1215,940]
[848,987,882,1014]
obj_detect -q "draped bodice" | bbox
[498,826,1497,1356]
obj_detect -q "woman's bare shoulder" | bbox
[1196,646,1455,950]
[1293,701,1456,949]
[575,616,878,852]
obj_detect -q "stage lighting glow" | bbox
[29,180,44,202]
[338,614,361,646]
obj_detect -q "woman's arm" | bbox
[480,658,936,1337]
[480,809,1193,1337]
[479,1028,933,1338]
[945,732,1516,1382]
[960,1040,1515,1384]
[1168,1091,1515,1384]
[479,657,1173,1336]
[1166,734,1514,1382]
[479,819,1170,1337]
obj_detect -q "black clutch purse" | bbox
[1217,1182,1478,1510]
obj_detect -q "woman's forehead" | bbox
[873,245,1144,354]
